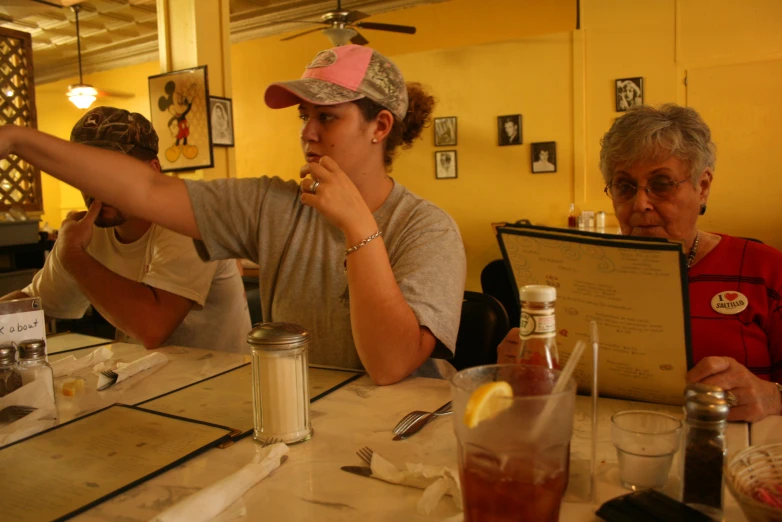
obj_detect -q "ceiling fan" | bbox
[65,4,133,109]
[280,0,416,46]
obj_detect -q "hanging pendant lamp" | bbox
[67,5,97,110]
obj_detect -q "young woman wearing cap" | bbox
[0,45,466,385]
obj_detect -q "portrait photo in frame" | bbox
[531,141,557,173]
[497,114,522,146]
[209,96,234,147]
[435,150,457,179]
[615,77,643,112]
[433,116,457,147]
[148,65,213,173]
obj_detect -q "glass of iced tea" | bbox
[451,364,576,522]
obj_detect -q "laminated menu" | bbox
[0,404,232,521]
[497,224,691,406]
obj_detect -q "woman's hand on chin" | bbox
[687,356,782,422]
[300,156,377,241]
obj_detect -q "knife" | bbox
[339,466,421,490]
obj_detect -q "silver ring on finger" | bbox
[310,179,321,195]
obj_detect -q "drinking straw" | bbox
[529,339,587,441]
[590,321,600,504]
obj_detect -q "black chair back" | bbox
[448,291,510,371]
[242,276,263,325]
[480,259,520,328]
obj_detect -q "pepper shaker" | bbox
[681,389,729,518]
[0,342,22,397]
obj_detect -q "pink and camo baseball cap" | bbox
[264,45,409,121]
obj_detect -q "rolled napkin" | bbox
[369,452,462,514]
[51,345,113,378]
[97,352,168,390]
[149,443,289,522]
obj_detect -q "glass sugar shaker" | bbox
[681,389,729,518]
[247,323,313,445]
[16,339,55,405]
[0,342,23,398]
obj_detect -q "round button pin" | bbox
[711,291,748,315]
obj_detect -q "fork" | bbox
[261,437,282,447]
[357,446,374,465]
[0,405,37,424]
[97,370,118,391]
[392,401,452,436]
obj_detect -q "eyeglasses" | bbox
[604,176,691,203]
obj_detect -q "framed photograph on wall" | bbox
[148,65,213,173]
[531,141,557,173]
[615,77,643,112]
[435,150,457,179]
[497,114,522,146]
[434,116,457,147]
[209,96,234,147]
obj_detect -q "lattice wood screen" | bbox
[0,27,41,212]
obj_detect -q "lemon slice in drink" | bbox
[463,381,513,428]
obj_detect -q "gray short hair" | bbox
[599,103,716,184]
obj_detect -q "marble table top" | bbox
[67,372,751,521]
[750,414,782,446]
[46,332,113,354]
[50,342,248,424]
[19,333,766,521]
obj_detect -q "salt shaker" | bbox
[681,388,729,517]
[0,342,23,397]
[16,338,55,403]
[247,323,313,445]
[596,211,606,230]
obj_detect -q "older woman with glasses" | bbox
[601,103,782,422]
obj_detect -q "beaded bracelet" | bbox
[343,230,383,274]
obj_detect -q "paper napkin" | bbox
[97,352,167,390]
[0,378,58,447]
[149,443,289,522]
[369,452,462,514]
[51,345,112,378]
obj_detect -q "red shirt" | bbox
[688,234,782,381]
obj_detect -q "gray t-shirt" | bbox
[185,176,466,372]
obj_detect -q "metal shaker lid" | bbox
[18,339,47,360]
[684,382,726,401]
[247,323,309,349]
[685,393,730,422]
[0,342,17,365]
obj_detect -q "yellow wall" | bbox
[35,60,160,225]
[230,0,577,290]
[581,0,679,209]
[677,0,782,249]
[33,0,782,291]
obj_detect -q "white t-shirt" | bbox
[23,224,251,353]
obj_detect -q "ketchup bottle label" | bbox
[519,309,556,340]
